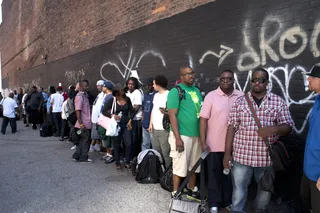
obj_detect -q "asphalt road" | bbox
[0,119,169,213]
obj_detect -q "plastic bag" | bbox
[106,116,119,137]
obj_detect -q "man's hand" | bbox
[79,124,85,130]
[257,126,276,138]
[160,108,167,115]
[113,114,120,121]
[317,177,320,191]
[200,140,208,152]
[176,138,184,153]
[148,125,153,133]
[127,120,132,130]
[223,153,232,169]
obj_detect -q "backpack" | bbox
[135,150,164,184]
[162,85,186,132]
[40,123,53,137]
[160,163,173,192]
[66,98,77,125]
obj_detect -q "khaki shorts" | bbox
[168,131,202,177]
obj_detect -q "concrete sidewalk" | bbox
[0,119,169,213]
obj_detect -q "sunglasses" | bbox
[220,77,233,82]
[182,72,196,77]
[251,78,267,84]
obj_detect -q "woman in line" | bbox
[102,89,134,171]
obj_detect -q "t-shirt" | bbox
[91,92,106,123]
[199,88,243,152]
[167,83,203,137]
[126,89,143,120]
[50,93,64,113]
[0,98,18,118]
[28,92,44,110]
[74,92,92,130]
[142,91,156,129]
[304,95,320,182]
[152,90,169,130]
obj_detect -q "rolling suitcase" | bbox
[169,149,209,213]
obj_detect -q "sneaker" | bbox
[186,186,200,202]
[94,144,101,152]
[210,207,218,213]
[70,145,77,150]
[80,158,94,164]
[171,191,181,199]
[105,156,115,164]
[89,145,95,152]
[125,163,131,171]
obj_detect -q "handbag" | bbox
[160,163,173,192]
[97,97,116,130]
[106,116,119,137]
[244,94,290,172]
[169,149,209,213]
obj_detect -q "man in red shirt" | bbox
[224,68,294,213]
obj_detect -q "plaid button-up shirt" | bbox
[227,92,295,167]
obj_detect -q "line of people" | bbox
[1,64,319,213]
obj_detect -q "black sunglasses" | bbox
[251,78,267,84]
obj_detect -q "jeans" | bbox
[30,109,40,129]
[52,112,62,136]
[142,127,152,150]
[111,125,132,166]
[1,116,17,134]
[152,130,171,169]
[132,120,142,158]
[72,129,91,161]
[231,161,274,213]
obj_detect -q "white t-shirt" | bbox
[50,93,64,113]
[126,89,143,120]
[1,98,18,118]
[152,90,169,130]
[91,92,106,123]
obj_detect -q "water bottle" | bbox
[223,161,233,175]
[118,112,123,119]
[77,128,82,135]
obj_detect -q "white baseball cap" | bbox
[96,80,105,86]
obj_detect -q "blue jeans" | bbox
[231,161,274,213]
[142,127,152,150]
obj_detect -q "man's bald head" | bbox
[8,93,14,98]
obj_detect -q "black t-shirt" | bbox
[253,95,263,107]
[102,97,134,126]
[27,92,44,109]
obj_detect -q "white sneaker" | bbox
[210,207,218,213]
[89,145,95,152]
[71,145,77,150]
[94,144,101,152]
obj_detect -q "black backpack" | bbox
[162,85,186,132]
[135,150,164,184]
[160,163,173,192]
[40,123,53,137]
[66,98,77,125]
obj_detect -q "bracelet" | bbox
[79,124,84,127]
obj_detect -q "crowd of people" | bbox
[0,64,320,213]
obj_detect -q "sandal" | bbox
[116,165,123,172]
[125,164,132,171]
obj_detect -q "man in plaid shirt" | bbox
[223,68,294,213]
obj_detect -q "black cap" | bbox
[307,63,320,78]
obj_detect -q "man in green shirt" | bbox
[167,65,203,199]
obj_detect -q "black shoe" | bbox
[79,158,94,164]
[12,131,17,134]
[59,138,64,141]
[32,126,37,130]
[186,187,200,202]
[1,132,5,135]
[25,124,29,127]
[104,156,115,164]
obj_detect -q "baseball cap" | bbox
[103,81,114,90]
[96,80,105,86]
[307,63,320,78]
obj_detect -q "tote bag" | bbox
[97,97,116,129]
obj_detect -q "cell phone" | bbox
[159,107,165,110]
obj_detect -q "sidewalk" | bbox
[0,119,169,213]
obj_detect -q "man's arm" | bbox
[199,118,208,151]
[257,124,292,138]
[223,126,235,169]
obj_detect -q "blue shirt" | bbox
[46,96,51,111]
[101,93,113,112]
[304,95,320,182]
[42,92,49,102]
[142,91,156,129]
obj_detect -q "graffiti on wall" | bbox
[65,69,86,84]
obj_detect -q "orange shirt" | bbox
[200,87,243,152]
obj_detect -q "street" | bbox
[0,119,169,213]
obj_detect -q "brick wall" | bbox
[0,0,215,86]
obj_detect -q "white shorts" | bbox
[168,131,202,177]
